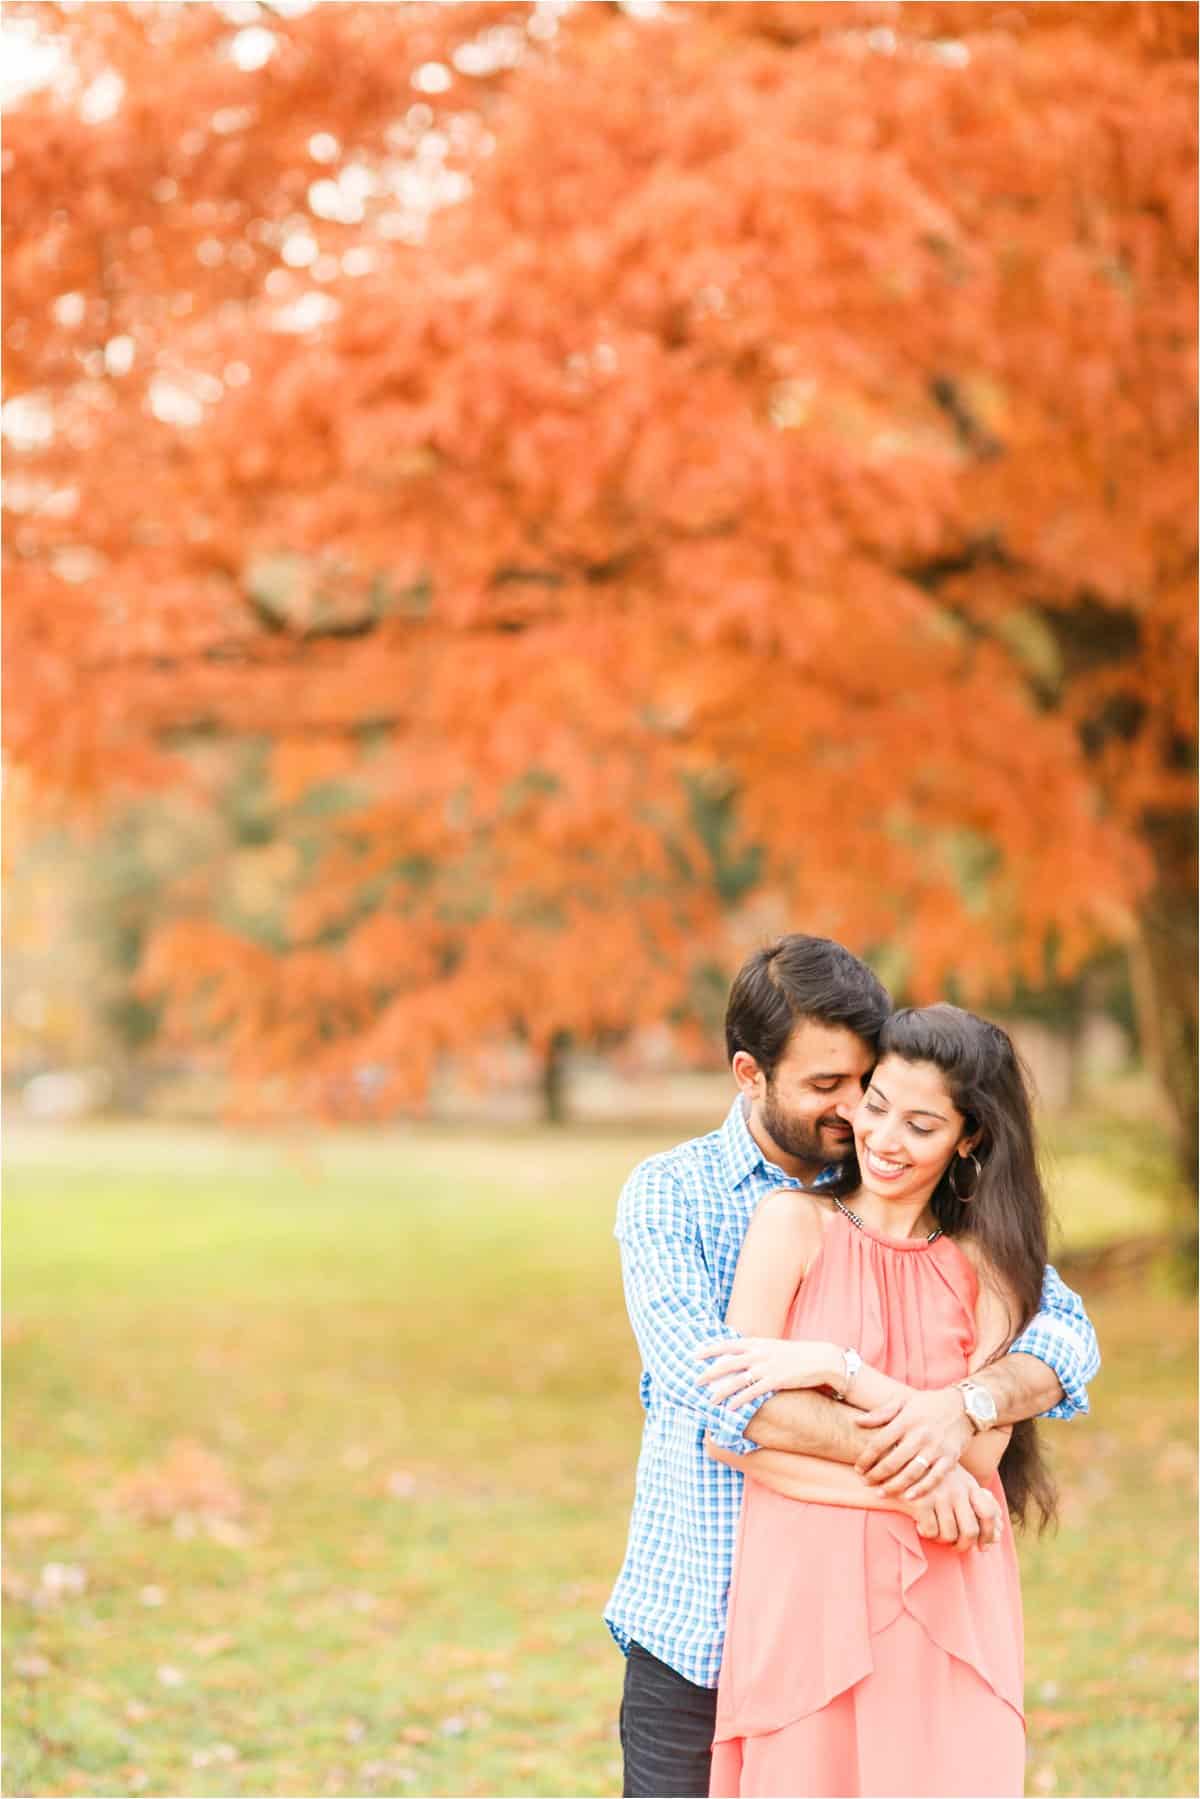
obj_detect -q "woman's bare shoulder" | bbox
[952,1230,1016,1305]
[754,1184,826,1216]
[751,1186,831,1245]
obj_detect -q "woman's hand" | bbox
[898,1464,1003,1552]
[696,1336,842,1406]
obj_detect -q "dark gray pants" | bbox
[620,1641,718,1798]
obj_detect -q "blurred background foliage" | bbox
[2,0,1196,1166]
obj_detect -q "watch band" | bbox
[839,1347,863,1400]
[956,1378,997,1432]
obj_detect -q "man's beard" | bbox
[762,1084,856,1173]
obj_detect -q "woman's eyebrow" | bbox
[868,1080,948,1122]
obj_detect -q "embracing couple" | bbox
[605,936,1100,1799]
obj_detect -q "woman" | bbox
[697,1004,1056,1799]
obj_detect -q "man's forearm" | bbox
[972,1352,1063,1426]
[745,1389,863,1463]
[747,1350,1064,1482]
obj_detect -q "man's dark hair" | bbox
[724,935,891,1076]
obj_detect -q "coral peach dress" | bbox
[710,1210,1026,1799]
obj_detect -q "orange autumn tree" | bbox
[4,2,1196,1152]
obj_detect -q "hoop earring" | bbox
[949,1151,982,1201]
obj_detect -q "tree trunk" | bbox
[1128,806,1198,1193]
[542,1032,571,1126]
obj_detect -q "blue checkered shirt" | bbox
[604,1097,1100,1688]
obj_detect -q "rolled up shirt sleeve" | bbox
[1010,1262,1100,1419]
[616,1160,766,1454]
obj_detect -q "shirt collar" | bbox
[717,1094,840,1193]
[717,1095,766,1189]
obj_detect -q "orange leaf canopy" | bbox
[3,2,1195,1113]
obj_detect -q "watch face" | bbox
[967,1386,998,1425]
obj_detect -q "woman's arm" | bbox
[706,1438,909,1514]
[696,1191,854,1403]
[702,1338,1009,1483]
[694,1191,885,1462]
[697,1195,917,1412]
[698,1218,1015,1499]
[704,1436,1003,1550]
[957,1265,1015,1482]
[722,1187,826,1338]
[835,1356,1009,1482]
[958,1426,1012,1483]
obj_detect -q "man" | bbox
[604,935,1100,1798]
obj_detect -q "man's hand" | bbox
[855,1386,973,1498]
[901,1464,1002,1552]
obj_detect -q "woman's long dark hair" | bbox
[876,1004,1058,1532]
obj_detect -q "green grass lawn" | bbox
[3,1115,1195,1798]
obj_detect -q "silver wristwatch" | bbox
[956,1379,998,1432]
[838,1347,863,1400]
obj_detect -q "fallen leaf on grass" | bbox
[191,1743,238,1767]
[116,1440,243,1525]
[1155,1440,1199,1485]
[204,1515,250,1548]
[365,1761,423,1785]
[399,1726,430,1744]
[1028,1709,1080,1735]
[8,1511,68,1541]
[2,1569,32,1602]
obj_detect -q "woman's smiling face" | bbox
[851,1054,974,1208]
